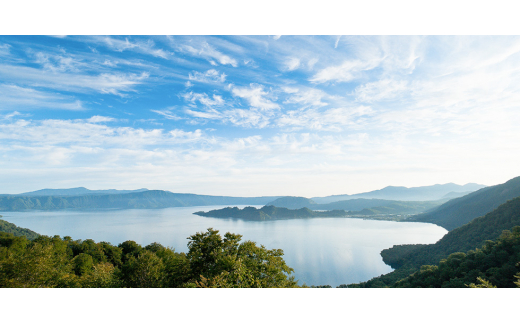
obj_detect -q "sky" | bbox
[1,35,520,197]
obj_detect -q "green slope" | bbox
[344,195,520,287]
[0,219,40,240]
[393,227,520,288]
[407,176,520,230]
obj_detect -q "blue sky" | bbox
[1,35,520,196]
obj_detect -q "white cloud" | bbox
[182,92,225,107]
[179,42,238,67]
[231,84,280,111]
[188,69,226,83]
[334,36,342,49]
[0,43,11,56]
[273,36,281,40]
[151,108,183,121]
[34,52,83,72]
[0,84,84,111]
[307,58,319,69]
[310,58,382,83]
[99,36,170,59]
[284,88,329,107]
[284,57,301,71]
[354,79,408,103]
[277,106,373,131]
[87,116,117,123]
[0,64,149,96]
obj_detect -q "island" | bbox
[193,205,409,221]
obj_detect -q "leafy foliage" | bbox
[0,223,297,288]
[393,227,520,288]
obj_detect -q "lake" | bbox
[1,205,447,287]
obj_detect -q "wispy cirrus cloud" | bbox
[188,69,227,83]
[310,58,382,83]
[94,36,171,59]
[0,84,84,110]
[177,42,238,67]
[0,63,149,96]
[277,106,373,131]
[0,43,11,56]
[354,79,408,103]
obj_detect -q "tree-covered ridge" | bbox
[0,227,297,288]
[195,205,350,221]
[393,227,520,288]
[0,219,39,240]
[407,175,520,230]
[345,196,520,287]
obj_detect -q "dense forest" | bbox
[0,227,298,288]
[393,227,520,288]
[345,196,520,287]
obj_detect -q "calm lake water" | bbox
[1,205,447,287]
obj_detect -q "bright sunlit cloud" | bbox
[1,35,520,196]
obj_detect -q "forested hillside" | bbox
[345,196,520,287]
[0,219,39,240]
[393,227,520,288]
[0,227,297,288]
[408,176,520,230]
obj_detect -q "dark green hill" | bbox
[0,219,39,240]
[345,195,520,287]
[408,176,520,230]
[0,190,283,211]
[393,227,520,288]
[266,196,316,209]
[195,205,348,221]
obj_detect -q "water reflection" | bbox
[1,205,447,286]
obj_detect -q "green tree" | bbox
[186,228,297,288]
[120,250,166,288]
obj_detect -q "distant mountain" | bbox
[266,196,445,216]
[266,197,316,209]
[346,194,520,288]
[312,183,486,203]
[440,191,474,200]
[0,190,282,211]
[408,176,520,230]
[18,187,149,196]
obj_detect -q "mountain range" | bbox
[0,182,486,212]
[311,183,486,203]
